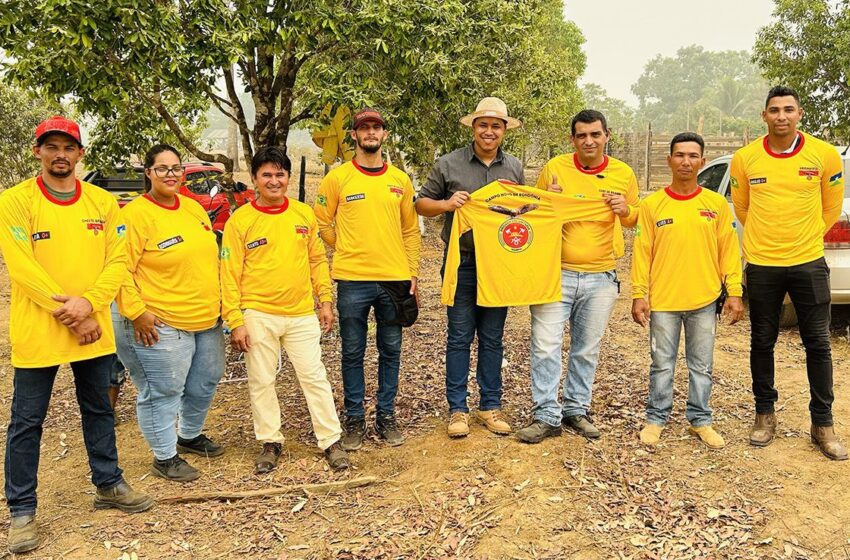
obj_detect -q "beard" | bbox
[356,138,382,154]
[47,163,73,179]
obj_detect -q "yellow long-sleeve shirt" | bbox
[442,181,615,307]
[730,132,844,266]
[314,160,420,280]
[116,194,220,331]
[0,177,126,367]
[536,153,639,272]
[221,199,333,329]
[631,187,742,312]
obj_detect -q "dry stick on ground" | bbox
[159,476,378,503]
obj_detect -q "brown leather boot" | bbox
[749,413,776,447]
[811,425,849,461]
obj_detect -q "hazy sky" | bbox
[564,0,776,106]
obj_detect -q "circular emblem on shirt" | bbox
[498,218,533,253]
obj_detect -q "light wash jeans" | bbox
[112,307,225,460]
[646,302,716,427]
[530,269,619,427]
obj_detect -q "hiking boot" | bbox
[8,514,38,553]
[516,420,562,444]
[177,434,225,458]
[689,425,725,449]
[151,454,201,482]
[93,481,154,513]
[639,423,664,445]
[324,442,351,471]
[447,412,470,438]
[375,414,405,446]
[341,416,367,451]
[475,409,511,435]
[255,442,283,474]
[811,425,849,461]
[749,412,776,447]
[563,415,601,439]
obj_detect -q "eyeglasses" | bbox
[151,166,183,178]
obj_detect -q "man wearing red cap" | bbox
[314,108,421,450]
[0,116,152,553]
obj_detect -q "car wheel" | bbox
[779,302,798,328]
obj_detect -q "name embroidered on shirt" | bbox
[656,218,674,227]
[749,177,767,185]
[31,231,50,241]
[246,238,268,250]
[157,236,184,249]
[345,193,366,202]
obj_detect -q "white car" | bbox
[697,147,850,326]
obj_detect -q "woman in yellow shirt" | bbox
[112,144,225,482]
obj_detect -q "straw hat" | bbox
[460,97,522,129]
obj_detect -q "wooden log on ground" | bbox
[159,476,378,504]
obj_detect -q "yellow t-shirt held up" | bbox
[116,194,221,331]
[631,187,743,312]
[730,132,844,266]
[535,153,640,272]
[0,177,127,367]
[441,180,615,307]
[221,199,333,329]
[314,160,420,281]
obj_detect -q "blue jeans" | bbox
[444,252,508,413]
[646,302,716,427]
[113,310,225,460]
[5,354,124,517]
[529,270,619,426]
[336,281,402,418]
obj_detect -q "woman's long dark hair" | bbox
[143,144,182,192]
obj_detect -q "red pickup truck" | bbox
[83,163,254,231]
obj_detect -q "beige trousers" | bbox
[243,309,342,450]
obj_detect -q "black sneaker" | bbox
[563,415,601,439]
[342,416,366,451]
[375,414,404,446]
[324,442,351,471]
[516,420,562,444]
[255,442,283,474]
[151,455,201,482]
[177,434,225,457]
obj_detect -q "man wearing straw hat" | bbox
[416,97,525,438]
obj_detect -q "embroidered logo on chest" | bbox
[157,236,184,250]
[799,167,819,181]
[246,238,268,250]
[389,186,404,197]
[295,225,309,238]
[698,209,718,222]
[83,218,106,235]
[498,219,533,253]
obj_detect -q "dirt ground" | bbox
[1,179,850,559]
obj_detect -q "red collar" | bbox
[763,132,804,159]
[664,186,702,200]
[37,176,81,206]
[352,159,388,176]
[573,153,609,175]
[252,198,289,214]
[143,193,180,210]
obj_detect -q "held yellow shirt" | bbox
[441,181,615,307]
[730,132,844,266]
[116,194,221,331]
[221,199,333,329]
[0,177,126,367]
[631,187,742,312]
[314,160,420,280]
[536,154,639,272]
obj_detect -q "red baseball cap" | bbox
[352,108,386,130]
[35,115,83,147]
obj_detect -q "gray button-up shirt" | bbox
[419,144,525,253]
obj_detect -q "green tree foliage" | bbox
[581,83,636,134]
[0,80,59,188]
[631,45,767,135]
[0,0,586,174]
[754,0,850,142]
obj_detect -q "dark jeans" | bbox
[746,257,834,425]
[5,354,124,517]
[336,280,403,418]
[443,251,508,413]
